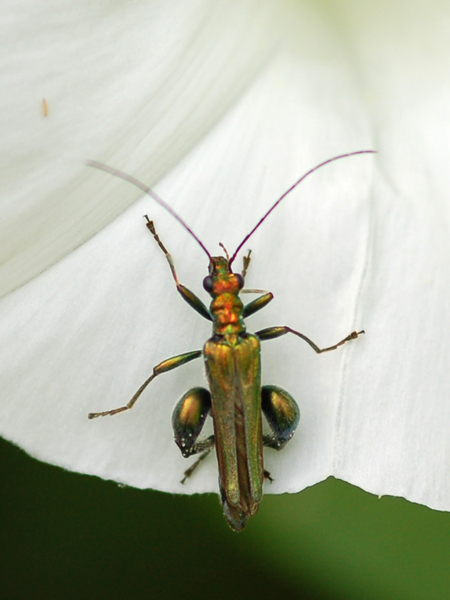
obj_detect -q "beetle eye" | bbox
[203,276,213,292]
[235,274,244,289]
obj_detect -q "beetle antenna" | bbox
[86,160,212,261]
[229,150,376,267]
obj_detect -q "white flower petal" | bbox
[329,0,450,510]
[0,0,278,296]
[2,0,450,513]
[0,35,374,494]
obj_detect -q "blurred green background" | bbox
[1,436,449,600]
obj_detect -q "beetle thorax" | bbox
[207,256,246,339]
[210,293,245,338]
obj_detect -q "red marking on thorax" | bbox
[213,277,239,296]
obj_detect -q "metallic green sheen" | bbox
[204,334,263,517]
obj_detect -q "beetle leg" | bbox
[242,249,252,279]
[180,439,215,484]
[264,470,274,482]
[243,292,273,318]
[256,326,364,353]
[88,350,202,418]
[172,387,212,456]
[261,385,300,451]
[172,386,214,482]
[145,217,212,321]
[241,250,271,296]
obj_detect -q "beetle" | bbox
[87,150,375,530]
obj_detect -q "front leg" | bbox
[145,217,212,321]
[243,292,274,318]
[242,249,252,279]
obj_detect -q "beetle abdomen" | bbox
[204,333,264,530]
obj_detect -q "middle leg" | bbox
[257,326,364,354]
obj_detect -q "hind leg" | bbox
[172,386,215,483]
[261,385,300,450]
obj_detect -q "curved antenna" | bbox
[86,160,212,261]
[229,150,376,267]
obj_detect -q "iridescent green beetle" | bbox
[87,150,374,531]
